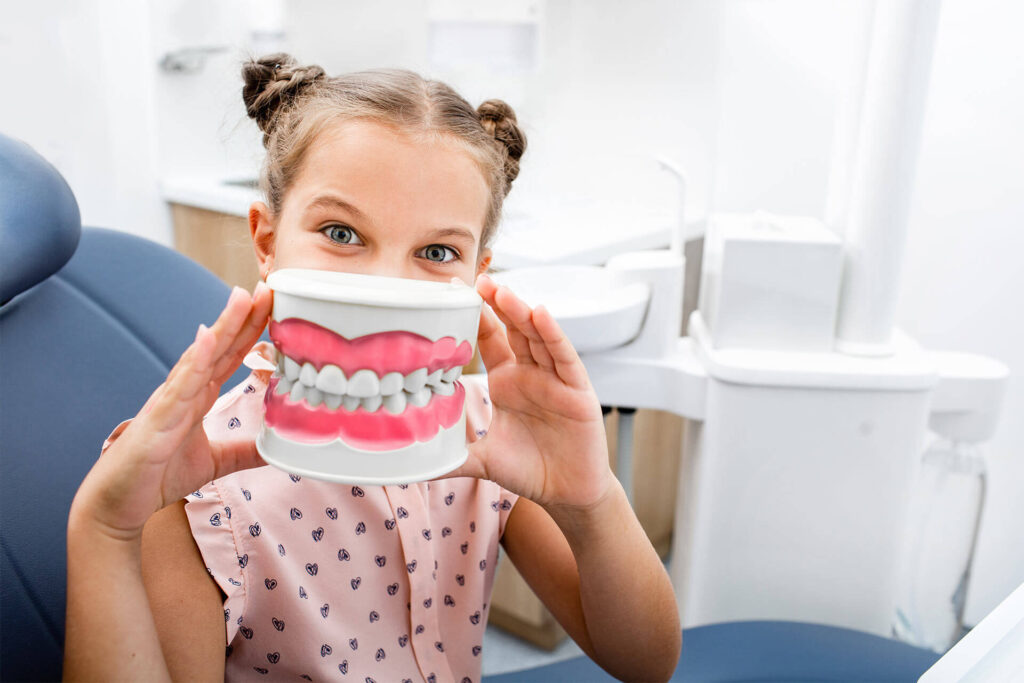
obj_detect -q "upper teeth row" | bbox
[274,355,463,413]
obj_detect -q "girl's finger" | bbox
[492,284,556,370]
[137,381,168,418]
[206,286,257,363]
[211,435,268,480]
[477,276,541,366]
[475,302,515,371]
[150,287,250,406]
[211,283,274,385]
[435,438,489,481]
[148,324,219,429]
[532,304,590,389]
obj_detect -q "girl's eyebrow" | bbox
[304,193,367,220]
[424,227,477,246]
[305,193,478,246]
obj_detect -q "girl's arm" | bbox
[64,501,225,682]
[63,285,272,681]
[444,273,681,681]
[501,491,680,683]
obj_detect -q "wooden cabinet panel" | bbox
[171,204,260,292]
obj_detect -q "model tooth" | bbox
[304,387,323,407]
[274,376,294,395]
[315,364,347,395]
[361,395,383,413]
[324,393,343,411]
[426,369,443,387]
[380,372,404,396]
[343,395,361,412]
[442,366,462,382]
[289,381,305,403]
[404,368,427,392]
[299,362,318,387]
[407,386,431,407]
[284,356,301,381]
[384,391,407,414]
[347,369,380,398]
[274,349,284,374]
[433,381,455,397]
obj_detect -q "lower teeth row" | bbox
[273,376,454,413]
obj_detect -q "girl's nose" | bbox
[363,256,418,281]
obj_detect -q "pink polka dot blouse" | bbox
[108,342,518,682]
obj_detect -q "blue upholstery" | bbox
[0,133,253,681]
[0,134,81,304]
[482,621,941,682]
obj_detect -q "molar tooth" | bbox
[324,393,342,411]
[403,368,427,393]
[274,376,294,395]
[433,381,455,397]
[442,366,462,382]
[342,395,361,412]
[361,395,383,413]
[380,372,404,396]
[305,387,323,407]
[284,356,301,381]
[315,364,347,395]
[426,369,443,387]
[384,391,407,414]
[347,369,380,398]
[407,387,431,407]
[289,382,305,403]
[299,362,318,387]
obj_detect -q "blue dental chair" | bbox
[0,133,942,681]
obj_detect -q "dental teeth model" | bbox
[256,269,482,485]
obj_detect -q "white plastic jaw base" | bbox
[255,411,468,486]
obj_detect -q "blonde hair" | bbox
[242,53,527,253]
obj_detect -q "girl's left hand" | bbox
[444,273,615,511]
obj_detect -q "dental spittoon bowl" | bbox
[256,268,482,485]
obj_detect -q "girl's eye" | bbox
[421,244,458,263]
[322,224,362,245]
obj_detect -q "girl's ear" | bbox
[476,247,492,278]
[249,201,276,280]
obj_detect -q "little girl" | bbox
[63,54,680,682]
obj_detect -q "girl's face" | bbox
[249,119,493,285]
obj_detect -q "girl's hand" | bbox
[69,284,273,541]
[447,273,616,511]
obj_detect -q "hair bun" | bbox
[242,53,326,146]
[477,99,526,189]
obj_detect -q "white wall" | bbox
[896,0,1024,626]
[1,0,170,243]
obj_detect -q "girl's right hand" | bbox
[69,283,273,542]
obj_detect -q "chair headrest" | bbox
[0,133,81,304]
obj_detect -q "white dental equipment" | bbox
[490,0,1010,646]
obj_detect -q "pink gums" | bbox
[264,377,465,450]
[269,318,473,377]
[264,318,472,450]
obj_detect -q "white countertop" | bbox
[162,175,261,218]
[162,175,684,268]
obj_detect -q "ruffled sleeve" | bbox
[461,373,519,536]
[179,341,276,646]
[182,482,248,646]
